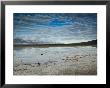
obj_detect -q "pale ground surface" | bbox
[13,46,97,75]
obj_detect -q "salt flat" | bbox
[13,46,97,75]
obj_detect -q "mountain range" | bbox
[14,38,97,46]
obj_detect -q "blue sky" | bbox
[14,13,97,44]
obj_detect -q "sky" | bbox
[14,13,97,44]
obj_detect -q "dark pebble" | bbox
[37,62,40,66]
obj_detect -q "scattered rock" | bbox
[92,60,95,62]
[66,56,69,58]
[37,62,40,66]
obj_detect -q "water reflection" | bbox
[14,46,97,64]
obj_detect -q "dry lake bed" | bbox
[13,46,97,75]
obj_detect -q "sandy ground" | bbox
[13,53,97,75]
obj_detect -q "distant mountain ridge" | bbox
[14,39,97,47]
[14,38,97,45]
[14,38,51,44]
[70,40,97,45]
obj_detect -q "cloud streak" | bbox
[14,13,97,44]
